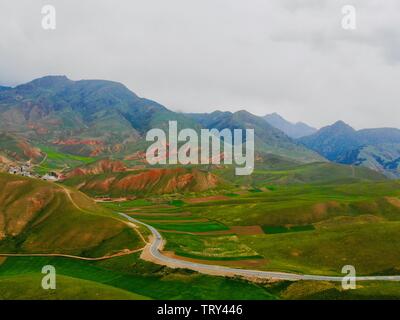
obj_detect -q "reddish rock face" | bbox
[66,159,127,178]
[17,140,43,160]
[53,139,104,146]
[65,166,221,196]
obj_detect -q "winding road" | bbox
[118,212,400,282]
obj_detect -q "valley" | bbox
[1,76,400,300]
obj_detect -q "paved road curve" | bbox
[118,212,400,282]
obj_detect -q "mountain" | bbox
[0,75,198,156]
[338,144,400,179]
[0,172,144,257]
[64,167,224,197]
[0,76,324,165]
[298,121,359,161]
[66,159,127,178]
[188,110,323,163]
[299,121,400,177]
[264,113,317,138]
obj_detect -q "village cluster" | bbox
[7,162,62,181]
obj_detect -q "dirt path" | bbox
[57,184,148,245]
[0,247,145,261]
[38,152,48,166]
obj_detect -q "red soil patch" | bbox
[53,139,104,146]
[187,195,231,203]
[85,176,116,192]
[115,168,220,194]
[17,140,43,160]
[67,159,127,178]
[163,250,268,268]
[230,226,264,235]
[386,197,400,208]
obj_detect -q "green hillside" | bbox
[0,173,145,257]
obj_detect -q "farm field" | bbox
[115,180,400,277]
[34,145,97,175]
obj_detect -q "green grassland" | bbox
[101,199,154,211]
[163,233,262,260]
[0,173,144,257]
[121,180,400,278]
[240,220,400,275]
[0,273,148,300]
[34,145,96,175]
[151,221,229,232]
[2,254,400,300]
[0,255,276,300]
[279,280,400,300]
[216,161,386,187]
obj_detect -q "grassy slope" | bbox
[216,161,386,187]
[0,255,276,300]
[34,144,96,175]
[0,273,149,300]
[127,180,400,276]
[0,173,144,257]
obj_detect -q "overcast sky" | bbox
[1,0,400,129]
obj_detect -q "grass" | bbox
[151,221,229,233]
[0,173,145,257]
[0,255,277,300]
[0,273,149,300]
[130,179,400,279]
[241,221,400,276]
[280,280,400,300]
[101,199,153,211]
[163,233,261,260]
[262,224,315,234]
[34,144,96,174]
[169,200,185,207]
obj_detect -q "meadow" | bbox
[34,145,96,175]
[117,180,400,277]
[0,255,276,300]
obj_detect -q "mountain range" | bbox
[0,76,321,163]
[1,75,400,178]
[299,121,400,178]
[264,112,317,138]
[187,110,322,162]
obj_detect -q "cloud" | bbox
[0,0,400,129]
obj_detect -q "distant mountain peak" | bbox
[264,113,317,139]
[16,75,72,91]
[331,120,352,128]
[322,120,356,134]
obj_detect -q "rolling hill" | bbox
[0,173,144,257]
[63,167,224,197]
[0,133,44,164]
